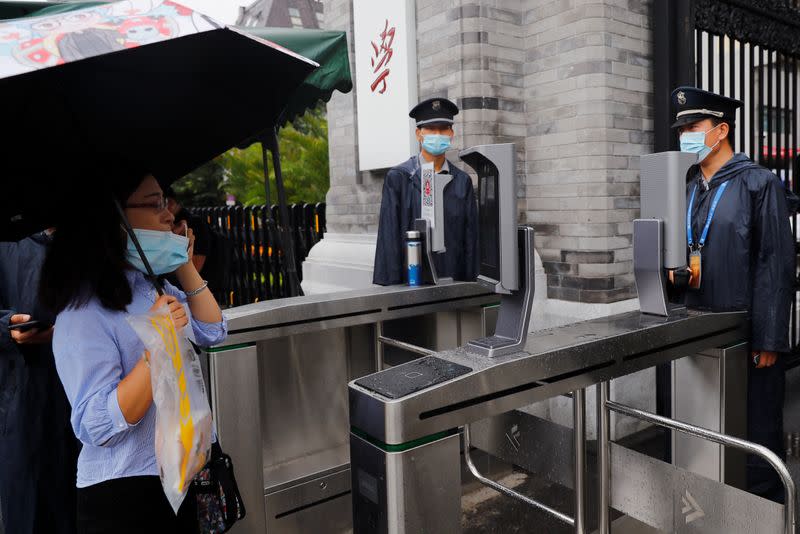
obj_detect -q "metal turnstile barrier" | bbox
[348,309,764,533]
[598,381,796,534]
[462,388,588,531]
[205,283,498,534]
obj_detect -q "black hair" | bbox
[39,168,149,314]
[711,117,735,148]
[163,184,178,201]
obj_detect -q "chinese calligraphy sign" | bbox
[370,19,395,94]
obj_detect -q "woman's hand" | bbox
[173,221,195,265]
[150,294,189,330]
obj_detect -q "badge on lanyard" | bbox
[688,250,702,289]
[686,180,729,289]
[421,161,435,227]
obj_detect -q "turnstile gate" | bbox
[348,309,797,534]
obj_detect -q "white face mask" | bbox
[679,123,722,163]
[125,229,189,275]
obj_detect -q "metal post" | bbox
[653,0,695,152]
[377,335,435,357]
[375,321,384,372]
[573,388,586,534]
[653,0,694,458]
[597,381,611,534]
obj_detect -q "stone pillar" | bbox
[523,0,653,305]
[520,0,654,433]
[301,0,382,293]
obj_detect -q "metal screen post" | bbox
[573,388,587,534]
[597,381,611,534]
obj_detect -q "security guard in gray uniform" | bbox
[373,97,478,285]
[672,85,796,501]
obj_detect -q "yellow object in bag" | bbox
[128,306,213,513]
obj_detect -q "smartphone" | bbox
[8,320,47,333]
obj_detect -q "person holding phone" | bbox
[39,169,226,534]
[0,228,81,534]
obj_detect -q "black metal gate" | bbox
[190,203,326,308]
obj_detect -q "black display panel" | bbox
[355,356,472,399]
[478,161,500,282]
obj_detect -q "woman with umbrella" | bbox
[38,169,226,533]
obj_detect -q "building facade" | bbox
[237,0,324,29]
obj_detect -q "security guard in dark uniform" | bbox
[373,97,478,285]
[672,86,796,501]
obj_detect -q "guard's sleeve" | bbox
[750,173,795,353]
[373,169,405,285]
[464,177,479,280]
[0,241,18,352]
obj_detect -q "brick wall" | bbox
[324,0,383,234]
[523,0,653,303]
[324,0,654,303]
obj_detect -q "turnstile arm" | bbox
[462,388,588,533]
[600,388,796,534]
[463,424,576,527]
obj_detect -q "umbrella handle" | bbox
[114,198,164,296]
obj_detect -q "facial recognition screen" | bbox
[478,163,500,282]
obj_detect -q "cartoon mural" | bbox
[0,0,218,77]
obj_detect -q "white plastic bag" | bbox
[127,305,213,513]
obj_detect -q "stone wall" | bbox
[523,0,653,303]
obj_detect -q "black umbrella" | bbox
[0,1,317,245]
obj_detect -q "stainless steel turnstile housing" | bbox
[202,283,498,534]
[348,308,800,534]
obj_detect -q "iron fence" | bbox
[189,203,326,307]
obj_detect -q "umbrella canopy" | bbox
[0,1,50,19]
[0,2,352,128]
[0,0,317,238]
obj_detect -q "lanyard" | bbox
[687,180,729,250]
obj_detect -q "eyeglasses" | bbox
[125,196,169,212]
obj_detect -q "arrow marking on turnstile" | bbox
[505,424,521,451]
[681,490,705,524]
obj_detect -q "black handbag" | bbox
[193,441,247,533]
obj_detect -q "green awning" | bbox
[241,27,352,124]
[0,2,352,125]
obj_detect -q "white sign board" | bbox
[352,0,418,171]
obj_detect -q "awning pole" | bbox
[264,127,303,297]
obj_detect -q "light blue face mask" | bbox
[679,123,722,163]
[126,228,189,275]
[421,134,452,156]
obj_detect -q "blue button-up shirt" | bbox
[53,270,227,488]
